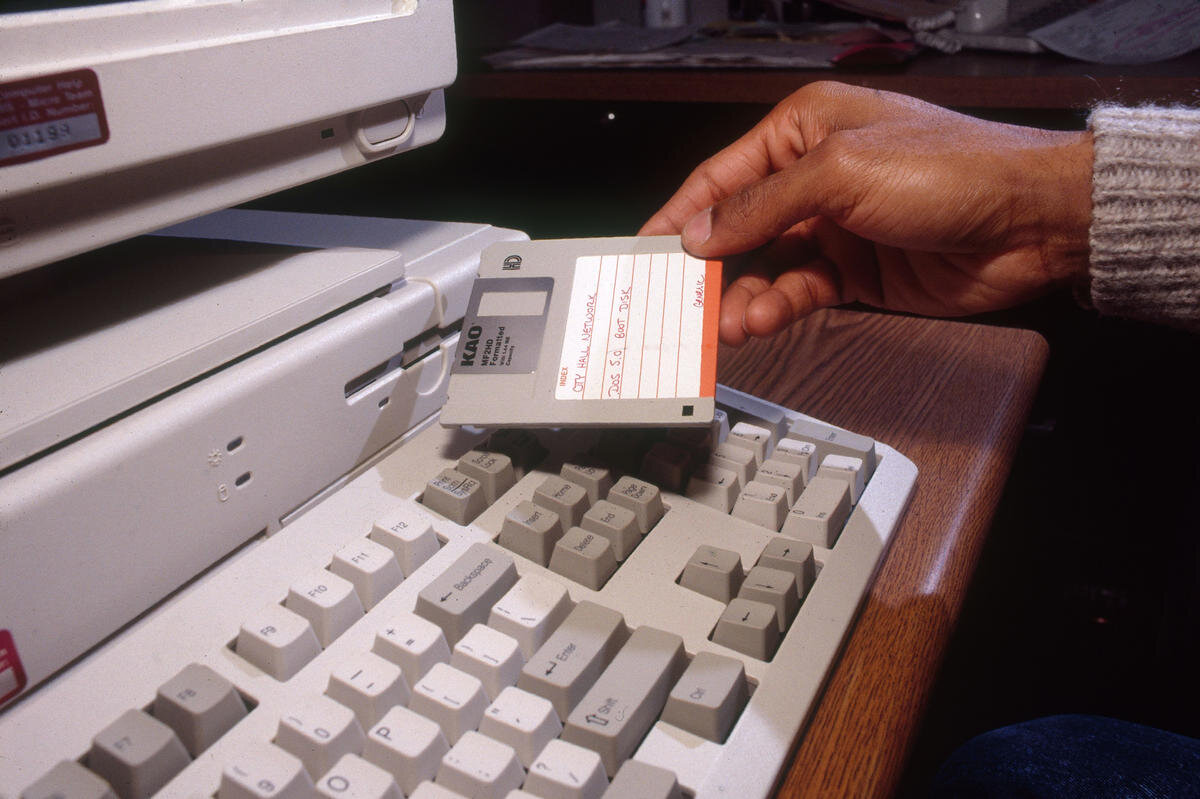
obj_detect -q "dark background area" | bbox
[245,4,1200,795]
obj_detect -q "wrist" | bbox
[1035,129,1094,285]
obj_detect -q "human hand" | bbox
[639,82,1093,345]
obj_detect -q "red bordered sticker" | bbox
[0,68,109,167]
[0,629,27,706]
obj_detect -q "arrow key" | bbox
[678,546,744,603]
[712,598,780,661]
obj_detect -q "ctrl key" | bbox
[220,742,314,799]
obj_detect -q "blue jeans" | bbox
[929,715,1200,798]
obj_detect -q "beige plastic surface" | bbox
[0,387,916,798]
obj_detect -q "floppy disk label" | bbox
[556,251,719,400]
[454,276,553,374]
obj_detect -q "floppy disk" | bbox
[441,236,721,427]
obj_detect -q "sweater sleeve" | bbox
[1087,104,1200,332]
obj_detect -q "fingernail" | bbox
[682,207,712,247]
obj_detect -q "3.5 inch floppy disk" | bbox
[441,236,721,427]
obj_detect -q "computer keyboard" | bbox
[1,384,916,799]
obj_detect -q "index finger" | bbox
[638,106,803,236]
[639,82,930,238]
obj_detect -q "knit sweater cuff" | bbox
[1087,104,1200,331]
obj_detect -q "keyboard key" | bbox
[451,624,525,701]
[606,476,663,534]
[370,505,441,577]
[436,731,525,799]
[579,500,641,561]
[153,662,247,756]
[712,598,780,660]
[533,476,590,529]
[363,706,449,796]
[409,662,490,744]
[275,693,366,780]
[731,480,789,531]
[21,760,116,799]
[422,468,487,525]
[330,538,404,609]
[549,527,618,590]
[477,686,562,768]
[326,651,412,727]
[374,611,451,681]
[661,651,749,742]
[88,709,190,799]
[780,476,852,548]
[457,450,516,504]
[317,753,402,799]
[518,601,628,720]
[755,459,805,505]
[522,739,607,799]
[678,545,744,603]
[786,418,877,478]
[725,421,771,465]
[640,440,692,492]
[711,407,731,443]
[602,759,683,799]
[560,459,613,505]
[756,537,816,599]
[816,453,866,504]
[237,603,322,680]
[709,443,756,487]
[415,543,518,644]
[220,742,313,799]
[738,566,799,632]
[685,463,740,513]
[486,429,547,478]
[488,575,573,659]
[285,568,365,648]
[498,500,564,566]
[561,626,687,775]
[772,438,818,483]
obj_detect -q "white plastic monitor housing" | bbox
[0,0,455,277]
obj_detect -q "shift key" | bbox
[516,601,627,720]
[562,626,687,775]
[415,543,518,644]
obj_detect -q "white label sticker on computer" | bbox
[556,252,718,401]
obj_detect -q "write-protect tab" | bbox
[1,69,109,167]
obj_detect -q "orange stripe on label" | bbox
[699,259,721,397]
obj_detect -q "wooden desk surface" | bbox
[460,49,1200,108]
[715,308,1048,798]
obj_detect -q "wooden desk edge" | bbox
[715,310,1049,798]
